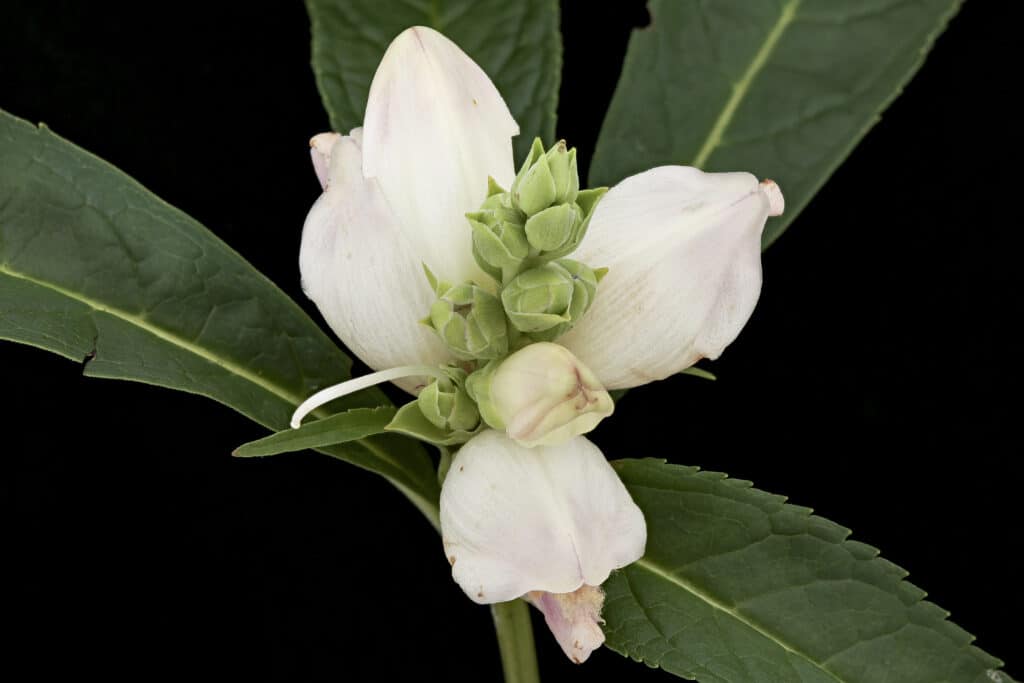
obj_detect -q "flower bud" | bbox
[465,342,614,447]
[467,190,530,283]
[523,203,580,253]
[425,271,509,360]
[501,259,601,341]
[544,139,579,205]
[511,138,557,216]
[417,367,480,432]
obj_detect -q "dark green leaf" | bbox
[0,110,438,509]
[306,0,562,162]
[233,407,397,457]
[589,0,961,248]
[604,459,1011,682]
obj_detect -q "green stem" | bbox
[491,599,541,683]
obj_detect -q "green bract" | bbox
[501,259,601,341]
[464,359,503,430]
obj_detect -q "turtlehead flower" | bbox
[441,430,645,663]
[296,24,783,664]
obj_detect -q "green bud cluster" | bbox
[403,139,610,446]
[469,139,607,286]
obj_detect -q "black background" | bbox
[1,1,1020,681]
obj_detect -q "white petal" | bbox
[561,166,776,389]
[309,132,341,190]
[440,431,646,604]
[362,26,519,285]
[299,134,449,393]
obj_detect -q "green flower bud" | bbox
[466,342,614,447]
[417,367,480,432]
[500,259,600,341]
[524,203,580,253]
[511,138,557,216]
[425,277,509,360]
[544,140,579,205]
[467,202,530,284]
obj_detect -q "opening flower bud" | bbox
[501,259,600,341]
[417,367,480,432]
[425,279,509,361]
[465,342,614,447]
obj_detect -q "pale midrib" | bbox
[0,263,436,492]
[691,0,801,169]
[1,262,304,409]
[634,557,845,683]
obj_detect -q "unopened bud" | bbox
[524,203,580,253]
[424,269,509,360]
[466,342,614,447]
[511,138,557,216]
[418,367,480,432]
[501,259,601,341]
[544,140,579,205]
[467,186,530,283]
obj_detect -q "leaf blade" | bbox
[589,0,962,248]
[234,407,397,457]
[306,0,562,163]
[0,110,437,507]
[605,459,1011,682]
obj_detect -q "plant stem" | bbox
[491,599,541,683]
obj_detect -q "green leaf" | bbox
[0,110,438,511]
[233,407,397,457]
[681,366,716,382]
[604,459,1012,682]
[589,0,961,248]
[306,0,562,162]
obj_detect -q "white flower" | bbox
[441,430,645,663]
[300,27,783,396]
[296,25,782,663]
[299,26,517,392]
[560,167,784,389]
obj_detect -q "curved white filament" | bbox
[290,365,447,429]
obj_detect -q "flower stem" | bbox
[491,599,541,683]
